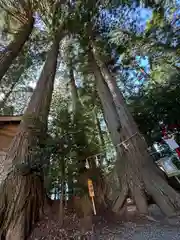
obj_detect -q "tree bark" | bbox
[88,49,121,149]
[0,17,34,83]
[0,31,64,239]
[90,46,180,217]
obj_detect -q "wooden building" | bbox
[0,116,22,183]
[0,115,21,152]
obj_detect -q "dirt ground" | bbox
[99,220,180,240]
[28,205,180,239]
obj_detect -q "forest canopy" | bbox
[0,0,179,239]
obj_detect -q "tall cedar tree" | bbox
[89,43,180,217]
[0,28,65,239]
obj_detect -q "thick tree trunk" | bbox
[0,31,64,239]
[0,18,34,83]
[88,50,121,149]
[90,47,180,217]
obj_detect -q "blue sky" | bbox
[100,2,179,87]
[103,6,152,87]
[101,5,152,33]
[2,3,177,91]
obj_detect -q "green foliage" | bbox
[129,70,180,144]
[146,11,164,31]
[1,0,179,199]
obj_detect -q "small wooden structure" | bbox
[0,115,22,184]
[0,115,21,152]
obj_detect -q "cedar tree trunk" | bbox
[91,47,180,217]
[0,31,64,239]
[88,50,121,148]
[0,17,34,83]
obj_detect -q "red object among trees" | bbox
[161,124,180,158]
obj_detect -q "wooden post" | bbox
[88,178,96,215]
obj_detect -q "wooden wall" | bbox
[0,123,19,152]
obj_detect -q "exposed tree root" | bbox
[143,167,180,217]
[112,182,128,213]
[112,158,180,217]
[0,170,44,240]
